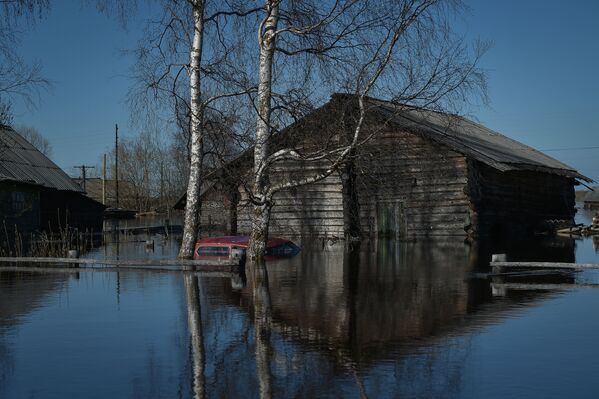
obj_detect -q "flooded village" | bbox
[2,1,599,398]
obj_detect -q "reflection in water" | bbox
[0,272,71,397]
[248,260,273,399]
[184,274,206,399]
[0,231,598,398]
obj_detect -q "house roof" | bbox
[363,96,592,182]
[0,125,83,192]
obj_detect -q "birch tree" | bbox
[246,0,487,261]
[125,0,259,258]
[179,0,206,258]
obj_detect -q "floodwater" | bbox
[1,208,598,398]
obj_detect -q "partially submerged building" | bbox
[176,94,591,240]
[0,125,105,236]
[583,188,599,210]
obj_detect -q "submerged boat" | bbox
[193,235,300,260]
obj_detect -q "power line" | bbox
[541,145,599,152]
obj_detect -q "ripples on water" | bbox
[1,208,598,398]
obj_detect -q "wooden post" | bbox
[74,165,95,192]
[102,153,107,205]
[115,124,119,208]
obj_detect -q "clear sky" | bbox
[10,0,599,183]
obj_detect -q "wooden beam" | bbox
[491,261,599,270]
[491,282,599,291]
[0,265,235,277]
[0,257,240,269]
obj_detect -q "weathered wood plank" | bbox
[0,265,236,277]
[491,261,599,270]
[0,257,240,268]
[491,282,599,291]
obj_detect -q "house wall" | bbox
[200,185,238,233]
[234,128,472,239]
[0,182,41,236]
[40,190,105,232]
[236,159,345,237]
[355,129,471,239]
[467,161,576,237]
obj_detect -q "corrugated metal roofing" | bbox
[0,125,83,192]
[368,98,592,182]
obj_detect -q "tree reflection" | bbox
[184,274,205,399]
[248,259,273,399]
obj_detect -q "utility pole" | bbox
[160,161,165,210]
[115,124,119,208]
[102,154,107,205]
[74,165,95,192]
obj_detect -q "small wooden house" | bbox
[0,124,105,237]
[583,188,599,210]
[176,94,591,240]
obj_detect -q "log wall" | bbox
[199,183,238,234]
[467,161,576,238]
[0,181,41,236]
[236,159,345,237]
[355,130,471,239]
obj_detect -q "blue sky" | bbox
[10,0,599,183]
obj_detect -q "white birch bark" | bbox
[179,0,206,259]
[248,0,279,261]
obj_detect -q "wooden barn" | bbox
[583,188,599,210]
[176,94,591,240]
[0,124,105,237]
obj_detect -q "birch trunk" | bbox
[248,0,279,262]
[179,0,205,259]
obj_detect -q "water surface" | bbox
[1,210,598,398]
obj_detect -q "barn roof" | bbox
[0,125,83,192]
[364,96,592,182]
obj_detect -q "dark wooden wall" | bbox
[40,190,105,232]
[355,129,471,239]
[467,161,576,238]
[200,183,238,234]
[0,182,41,236]
[236,159,345,237]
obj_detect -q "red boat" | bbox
[193,235,300,260]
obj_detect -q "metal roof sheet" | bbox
[0,125,83,192]
[368,98,592,182]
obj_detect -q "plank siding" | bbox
[355,129,470,239]
[467,161,575,238]
[197,182,239,233]
[236,164,345,237]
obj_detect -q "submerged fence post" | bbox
[491,253,507,273]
